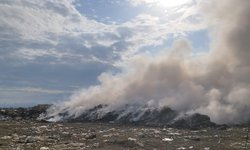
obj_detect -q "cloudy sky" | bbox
[0,0,210,107]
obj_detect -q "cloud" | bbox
[0,86,74,107]
[127,0,191,7]
[0,0,119,105]
[0,0,206,64]
[0,87,67,94]
[0,0,120,64]
[114,3,207,58]
[0,0,209,106]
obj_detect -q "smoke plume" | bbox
[46,0,250,124]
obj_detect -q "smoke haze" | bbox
[46,0,250,124]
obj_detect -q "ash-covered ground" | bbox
[0,105,250,150]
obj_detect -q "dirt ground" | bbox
[0,121,249,150]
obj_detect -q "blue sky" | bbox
[0,0,210,107]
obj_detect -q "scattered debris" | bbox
[128,137,137,141]
[162,138,173,142]
[0,104,50,121]
[85,133,96,139]
[185,136,201,141]
[0,121,248,149]
[25,136,44,143]
[177,147,186,150]
[40,147,50,150]
[0,136,12,140]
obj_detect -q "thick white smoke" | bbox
[46,0,250,124]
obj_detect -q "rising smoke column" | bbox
[46,0,250,124]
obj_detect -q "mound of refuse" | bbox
[0,104,50,121]
[43,104,217,129]
[0,104,218,129]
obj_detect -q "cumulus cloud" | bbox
[0,0,205,64]
[0,0,119,105]
[46,0,250,124]
[0,0,119,64]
